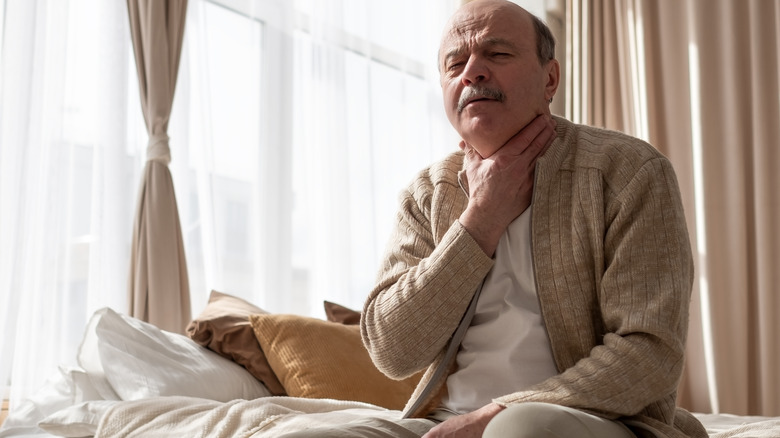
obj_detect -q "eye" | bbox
[447,62,463,71]
[444,58,466,73]
[490,52,511,58]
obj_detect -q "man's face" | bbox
[439,1,557,157]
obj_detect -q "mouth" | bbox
[467,97,492,105]
[459,97,495,113]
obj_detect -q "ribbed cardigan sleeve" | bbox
[361,157,493,380]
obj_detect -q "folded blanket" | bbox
[694,413,780,438]
[710,420,780,438]
[95,396,433,438]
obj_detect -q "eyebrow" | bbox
[482,37,520,51]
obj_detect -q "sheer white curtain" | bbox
[288,0,459,316]
[175,0,459,318]
[0,0,145,405]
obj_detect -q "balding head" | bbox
[440,0,555,72]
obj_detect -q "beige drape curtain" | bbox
[126,0,191,334]
[565,0,780,416]
[679,0,780,416]
[637,0,708,414]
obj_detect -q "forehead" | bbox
[440,3,534,58]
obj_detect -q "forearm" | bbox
[458,205,505,257]
[362,219,492,379]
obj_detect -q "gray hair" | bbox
[531,14,556,64]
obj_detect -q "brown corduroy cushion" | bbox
[323,300,362,325]
[249,314,421,410]
[186,290,286,395]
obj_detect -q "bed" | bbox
[1,291,778,438]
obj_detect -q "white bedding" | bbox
[1,308,779,438]
[7,390,780,438]
[695,413,780,437]
[92,397,780,438]
[93,396,427,438]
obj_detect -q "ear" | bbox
[543,59,560,102]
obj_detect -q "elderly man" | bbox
[360,0,708,437]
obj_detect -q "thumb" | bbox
[461,141,482,163]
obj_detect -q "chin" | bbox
[459,131,510,158]
[457,119,519,158]
[470,143,502,158]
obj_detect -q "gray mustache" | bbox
[457,86,505,113]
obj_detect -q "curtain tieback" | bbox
[147,133,172,164]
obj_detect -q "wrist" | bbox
[483,403,505,415]
[459,208,503,257]
[477,403,506,424]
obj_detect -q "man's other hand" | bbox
[423,403,505,438]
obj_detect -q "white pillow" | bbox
[79,307,271,402]
[77,310,121,401]
[38,400,117,437]
[0,367,83,437]
[68,367,105,404]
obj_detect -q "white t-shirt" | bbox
[440,206,558,414]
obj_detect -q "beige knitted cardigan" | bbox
[361,117,707,438]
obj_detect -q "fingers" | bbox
[528,116,557,157]
[500,114,557,157]
[520,114,552,145]
[461,141,483,165]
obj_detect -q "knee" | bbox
[482,402,575,438]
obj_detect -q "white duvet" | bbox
[93,398,780,438]
[93,396,431,438]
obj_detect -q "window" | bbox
[173,0,459,317]
[169,0,265,311]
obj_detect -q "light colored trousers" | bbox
[482,402,635,438]
[277,402,636,437]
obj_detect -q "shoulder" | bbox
[559,118,665,168]
[395,152,467,231]
[554,118,673,191]
[404,151,463,199]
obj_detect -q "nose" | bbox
[461,56,489,86]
